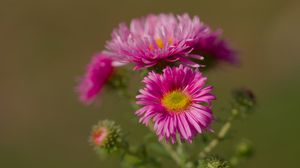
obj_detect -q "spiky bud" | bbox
[232,88,256,113]
[198,156,231,168]
[90,120,123,153]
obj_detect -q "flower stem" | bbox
[161,141,184,167]
[146,123,184,167]
[199,109,238,158]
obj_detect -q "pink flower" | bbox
[136,65,216,143]
[105,13,209,70]
[77,53,116,104]
[193,30,238,65]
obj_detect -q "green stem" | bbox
[161,141,184,167]
[199,109,238,158]
[147,123,184,167]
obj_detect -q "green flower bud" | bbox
[235,140,253,158]
[198,156,231,168]
[90,120,123,153]
[230,140,254,166]
[232,88,256,113]
[107,69,128,90]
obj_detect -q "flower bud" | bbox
[107,69,128,90]
[230,140,254,166]
[198,156,231,168]
[232,88,256,113]
[90,120,123,153]
[235,140,253,158]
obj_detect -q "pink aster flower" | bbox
[105,13,209,70]
[136,65,216,143]
[77,52,121,104]
[193,30,238,65]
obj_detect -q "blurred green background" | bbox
[1,0,299,167]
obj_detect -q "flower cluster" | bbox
[77,13,238,143]
[105,14,237,70]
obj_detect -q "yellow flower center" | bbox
[150,37,173,50]
[162,90,191,112]
[155,38,164,49]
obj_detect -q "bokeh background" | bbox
[1,0,299,167]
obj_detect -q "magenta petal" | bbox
[194,30,238,65]
[77,53,114,104]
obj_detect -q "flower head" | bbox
[77,52,120,104]
[106,13,209,70]
[90,120,123,153]
[136,65,216,143]
[193,30,238,67]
